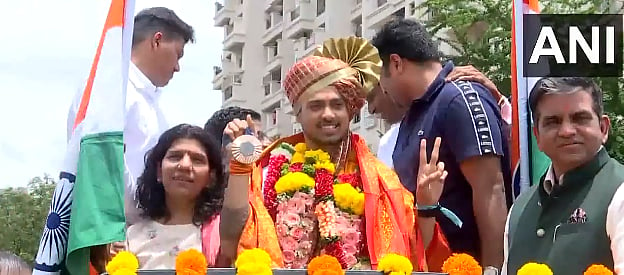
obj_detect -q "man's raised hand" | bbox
[416,137,448,206]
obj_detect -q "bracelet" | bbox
[229,159,253,175]
[417,203,463,228]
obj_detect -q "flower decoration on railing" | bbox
[307,255,344,275]
[584,264,614,275]
[376,253,413,275]
[235,248,273,275]
[441,253,482,275]
[106,251,139,275]
[517,262,553,275]
[175,248,207,275]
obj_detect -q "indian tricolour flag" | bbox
[510,0,551,198]
[33,0,135,274]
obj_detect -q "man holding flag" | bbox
[32,2,195,274]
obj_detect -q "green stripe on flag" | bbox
[66,131,126,275]
[529,125,551,186]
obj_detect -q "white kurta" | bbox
[67,62,169,226]
[376,123,400,169]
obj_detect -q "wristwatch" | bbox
[483,266,499,275]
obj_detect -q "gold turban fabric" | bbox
[283,36,382,115]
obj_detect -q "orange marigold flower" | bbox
[441,253,482,275]
[175,248,207,275]
[313,269,344,275]
[307,255,344,275]
[584,264,614,275]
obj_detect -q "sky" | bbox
[0,0,223,188]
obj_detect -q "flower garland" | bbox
[175,248,207,275]
[376,253,413,275]
[584,264,614,275]
[106,251,139,275]
[441,253,482,275]
[264,142,366,269]
[517,262,553,275]
[235,248,273,275]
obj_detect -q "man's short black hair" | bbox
[529,77,604,124]
[204,106,262,141]
[372,18,440,67]
[132,7,195,48]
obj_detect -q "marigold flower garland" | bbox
[174,248,207,275]
[517,262,553,275]
[106,251,139,275]
[235,248,273,275]
[265,142,366,269]
[441,253,482,275]
[584,264,614,275]
[376,253,413,275]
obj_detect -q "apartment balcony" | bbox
[221,73,246,107]
[262,12,284,45]
[265,0,283,11]
[284,1,315,39]
[365,0,405,29]
[294,31,322,61]
[223,17,245,51]
[265,44,283,71]
[214,1,235,27]
[212,66,224,90]
[351,0,362,20]
[261,81,283,110]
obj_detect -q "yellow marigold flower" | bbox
[175,248,207,275]
[314,161,336,174]
[106,251,139,275]
[294,143,307,153]
[350,193,365,215]
[516,262,552,275]
[291,152,305,164]
[235,248,273,268]
[377,253,413,275]
[237,263,273,275]
[584,264,614,275]
[333,183,355,211]
[441,253,482,275]
[274,172,315,194]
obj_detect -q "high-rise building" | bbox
[212,0,436,153]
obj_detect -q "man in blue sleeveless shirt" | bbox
[372,18,511,273]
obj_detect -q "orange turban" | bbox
[283,37,382,115]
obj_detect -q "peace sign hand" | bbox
[415,137,448,206]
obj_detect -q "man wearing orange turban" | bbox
[219,37,452,271]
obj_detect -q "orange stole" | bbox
[236,133,450,270]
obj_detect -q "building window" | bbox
[353,113,361,123]
[353,22,362,37]
[264,84,271,96]
[224,87,233,100]
[317,0,325,16]
[271,109,278,125]
[377,0,387,7]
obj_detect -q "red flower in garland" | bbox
[263,154,288,218]
[337,173,361,188]
[324,241,348,269]
[315,169,334,201]
[289,162,303,173]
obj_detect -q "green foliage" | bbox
[0,175,56,263]
[417,0,624,163]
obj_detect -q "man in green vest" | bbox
[502,77,624,275]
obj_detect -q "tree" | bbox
[0,174,56,263]
[418,0,624,162]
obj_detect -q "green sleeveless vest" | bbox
[507,148,624,274]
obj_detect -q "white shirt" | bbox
[67,62,169,226]
[501,163,624,274]
[377,123,400,168]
